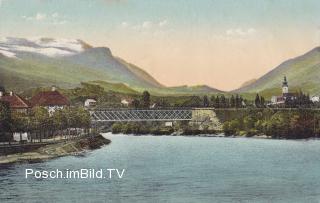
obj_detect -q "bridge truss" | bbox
[91,109,192,122]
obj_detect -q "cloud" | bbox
[22,12,67,25]
[35,13,47,21]
[120,20,168,30]
[22,12,47,21]
[142,21,152,28]
[121,21,128,28]
[226,28,257,37]
[159,20,168,27]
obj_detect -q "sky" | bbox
[0,0,320,91]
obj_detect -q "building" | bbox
[150,103,157,109]
[84,98,97,108]
[0,88,31,113]
[13,132,29,142]
[30,86,70,114]
[121,98,133,107]
[311,96,320,103]
[270,76,297,106]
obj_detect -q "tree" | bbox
[141,91,151,108]
[210,95,216,107]
[0,101,11,141]
[235,95,243,108]
[260,96,265,107]
[230,95,235,108]
[220,95,226,108]
[131,99,140,109]
[215,96,220,108]
[203,95,209,107]
[33,107,49,142]
[255,94,261,107]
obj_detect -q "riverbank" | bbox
[0,134,110,164]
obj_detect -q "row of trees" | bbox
[285,91,313,107]
[131,91,151,108]
[0,105,91,142]
[129,91,252,108]
[164,94,249,108]
[210,95,249,108]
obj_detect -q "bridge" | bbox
[90,108,194,122]
[90,108,222,130]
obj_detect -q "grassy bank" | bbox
[0,134,110,164]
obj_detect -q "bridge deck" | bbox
[91,109,193,122]
[90,107,320,122]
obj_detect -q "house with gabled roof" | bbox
[30,86,70,115]
[0,88,31,113]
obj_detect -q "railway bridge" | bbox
[90,108,222,130]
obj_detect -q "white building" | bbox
[121,98,133,107]
[311,96,320,103]
[84,99,97,108]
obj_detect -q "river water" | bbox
[1,134,320,203]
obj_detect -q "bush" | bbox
[111,123,123,134]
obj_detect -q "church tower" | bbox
[282,76,288,95]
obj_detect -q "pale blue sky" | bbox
[0,0,319,90]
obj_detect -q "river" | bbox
[1,134,320,203]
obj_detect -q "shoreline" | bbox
[107,132,319,141]
[0,134,110,165]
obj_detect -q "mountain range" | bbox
[0,37,319,97]
[0,37,222,95]
[235,47,320,96]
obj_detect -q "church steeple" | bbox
[282,76,288,94]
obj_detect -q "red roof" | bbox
[0,94,31,109]
[30,90,70,107]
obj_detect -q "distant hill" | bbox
[147,85,224,96]
[234,47,320,96]
[0,37,162,92]
[87,80,138,94]
[239,79,257,88]
[0,37,222,95]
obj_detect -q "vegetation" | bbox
[222,109,320,139]
[0,106,91,142]
[141,91,151,108]
[0,101,11,141]
[111,122,174,135]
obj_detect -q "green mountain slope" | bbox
[234,47,320,95]
[0,54,112,91]
[145,85,224,96]
[87,80,138,94]
[0,37,223,95]
[116,57,164,88]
